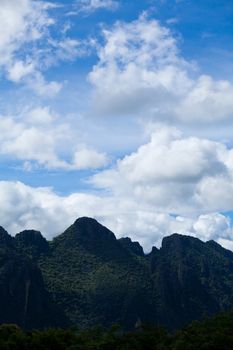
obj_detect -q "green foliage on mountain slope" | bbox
[2,216,233,330]
[150,234,233,329]
[0,227,66,329]
[38,218,155,329]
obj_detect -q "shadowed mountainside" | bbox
[0,217,233,330]
[0,227,68,329]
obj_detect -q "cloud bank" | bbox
[1,5,233,252]
[2,125,233,251]
[0,107,108,170]
[89,15,233,124]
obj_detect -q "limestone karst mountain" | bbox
[1,217,233,330]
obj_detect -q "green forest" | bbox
[1,310,233,350]
[3,218,233,331]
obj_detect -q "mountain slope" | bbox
[0,227,67,329]
[2,218,233,330]
[37,217,155,329]
[150,233,233,329]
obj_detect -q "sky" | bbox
[1,0,233,251]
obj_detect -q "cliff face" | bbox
[1,218,233,330]
[0,227,67,329]
[150,234,233,329]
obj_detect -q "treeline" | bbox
[1,310,233,350]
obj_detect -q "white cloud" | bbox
[0,180,117,239]
[1,8,233,253]
[0,114,69,169]
[0,0,49,64]
[88,15,233,124]
[76,0,118,13]
[73,146,108,170]
[0,0,55,81]
[25,106,56,125]
[176,75,233,123]
[0,124,226,250]
[7,60,35,82]
[0,180,232,253]
[0,181,74,237]
[91,126,233,216]
[51,38,86,61]
[1,122,231,248]
[0,0,88,96]
[27,72,62,97]
[102,212,233,251]
[192,213,232,241]
[0,107,107,170]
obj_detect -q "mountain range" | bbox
[1,217,233,330]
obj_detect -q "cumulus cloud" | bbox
[0,0,91,96]
[0,107,70,169]
[0,107,108,170]
[73,146,108,170]
[0,0,62,94]
[0,181,75,237]
[91,126,233,216]
[0,180,124,239]
[176,75,233,123]
[192,213,232,241]
[1,8,233,253]
[88,15,233,124]
[7,60,35,82]
[0,180,232,253]
[0,0,52,64]
[102,212,233,251]
[1,125,233,251]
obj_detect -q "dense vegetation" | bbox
[0,227,66,329]
[2,216,233,330]
[36,218,155,329]
[1,310,233,349]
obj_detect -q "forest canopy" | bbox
[1,310,233,350]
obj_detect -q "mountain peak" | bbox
[16,229,45,241]
[118,237,144,256]
[73,216,99,225]
[1,218,233,331]
[53,217,117,253]
[65,217,117,242]
[15,230,49,257]
[161,233,201,250]
[0,226,13,245]
[0,226,9,237]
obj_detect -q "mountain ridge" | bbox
[1,216,233,330]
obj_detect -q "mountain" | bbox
[149,233,233,329]
[0,227,67,329]
[1,217,233,330]
[37,217,154,329]
[15,230,49,260]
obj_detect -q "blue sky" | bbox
[1,0,233,251]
